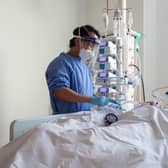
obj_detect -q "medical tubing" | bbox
[129,64,145,102]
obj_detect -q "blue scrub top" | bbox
[46,52,93,114]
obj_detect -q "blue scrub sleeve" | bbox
[46,60,71,93]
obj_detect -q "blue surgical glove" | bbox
[109,102,122,109]
[108,98,122,109]
[90,96,120,107]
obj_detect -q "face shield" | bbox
[80,36,100,50]
[81,37,100,75]
[74,35,100,67]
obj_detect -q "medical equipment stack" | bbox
[93,5,142,110]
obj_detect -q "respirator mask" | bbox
[74,35,100,68]
[79,48,95,64]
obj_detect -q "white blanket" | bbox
[0,105,168,168]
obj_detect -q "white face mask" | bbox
[79,48,94,64]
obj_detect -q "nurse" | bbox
[46,25,120,114]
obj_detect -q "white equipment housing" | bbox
[93,2,142,110]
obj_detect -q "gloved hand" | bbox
[90,96,121,108]
[109,101,122,109]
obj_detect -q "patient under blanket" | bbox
[0,105,168,168]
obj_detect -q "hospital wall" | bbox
[143,0,168,100]
[0,0,86,147]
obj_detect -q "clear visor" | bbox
[81,36,100,45]
[74,35,100,50]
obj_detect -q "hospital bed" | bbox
[10,111,90,141]
[10,115,57,141]
[1,105,168,168]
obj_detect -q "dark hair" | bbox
[69,25,100,48]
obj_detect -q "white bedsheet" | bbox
[0,105,168,168]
